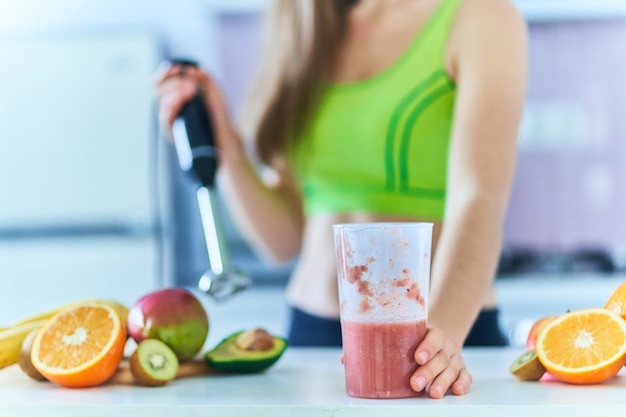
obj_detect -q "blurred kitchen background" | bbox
[1,0,626,347]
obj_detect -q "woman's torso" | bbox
[285,0,496,317]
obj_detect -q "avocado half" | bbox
[205,330,288,373]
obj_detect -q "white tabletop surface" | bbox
[2,347,626,417]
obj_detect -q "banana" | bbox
[0,319,48,370]
[10,307,64,327]
[101,300,130,326]
[12,299,129,327]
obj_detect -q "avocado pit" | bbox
[235,328,275,351]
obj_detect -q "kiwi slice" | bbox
[18,328,47,382]
[509,349,546,381]
[130,339,179,386]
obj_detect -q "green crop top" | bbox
[291,0,461,220]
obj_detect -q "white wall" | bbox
[0,0,222,73]
[0,0,227,322]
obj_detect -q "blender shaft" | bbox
[196,186,228,276]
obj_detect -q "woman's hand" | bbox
[153,63,241,156]
[153,64,303,262]
[410,327,472,399]
[154,62,199,137]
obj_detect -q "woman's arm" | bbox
[216,146,305,265]
[429,0,528,347]
[155,65,304,264]
[411,0,528,397]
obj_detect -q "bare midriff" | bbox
[286,213,443,318]
[341,319,428,398]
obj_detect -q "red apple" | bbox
[128,287,209,360]
[526,315,558,351]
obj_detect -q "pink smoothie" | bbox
[341,319,427,399]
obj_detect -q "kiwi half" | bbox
[130,339,179,386]
[18,328,47,382]
[509,349,546,381]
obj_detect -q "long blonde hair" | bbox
[239,0,355,166]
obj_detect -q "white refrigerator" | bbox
[0,32,165,323]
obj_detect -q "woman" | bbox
[156,0,527,398]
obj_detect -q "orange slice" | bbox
[31,302,126,388]
[535,308,626,384]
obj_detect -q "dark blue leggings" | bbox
[287,307,508,347]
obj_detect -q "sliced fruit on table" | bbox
[30,302,126,388]
[535,307,626,385]
[205,328,287,373]
[509,349,546,381]
[130,339,179,387]
[18,329,47,381]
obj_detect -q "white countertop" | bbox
[2,347,626,416]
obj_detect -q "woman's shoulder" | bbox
[447,0,527,75]
[456,0,524,19]
[453,0,526,35]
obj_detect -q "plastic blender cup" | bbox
[333,222,433,399]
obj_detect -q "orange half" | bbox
[536,307,626,384]
[31,302,126,388]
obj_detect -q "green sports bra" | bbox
[291,0,461,220]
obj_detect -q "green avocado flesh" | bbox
[205,331,288,373]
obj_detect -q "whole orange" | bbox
[605,281,626,321]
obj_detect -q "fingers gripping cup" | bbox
[333,222,433,399]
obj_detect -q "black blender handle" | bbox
[169,59,218,189]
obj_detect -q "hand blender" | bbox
[169,59,251,300]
